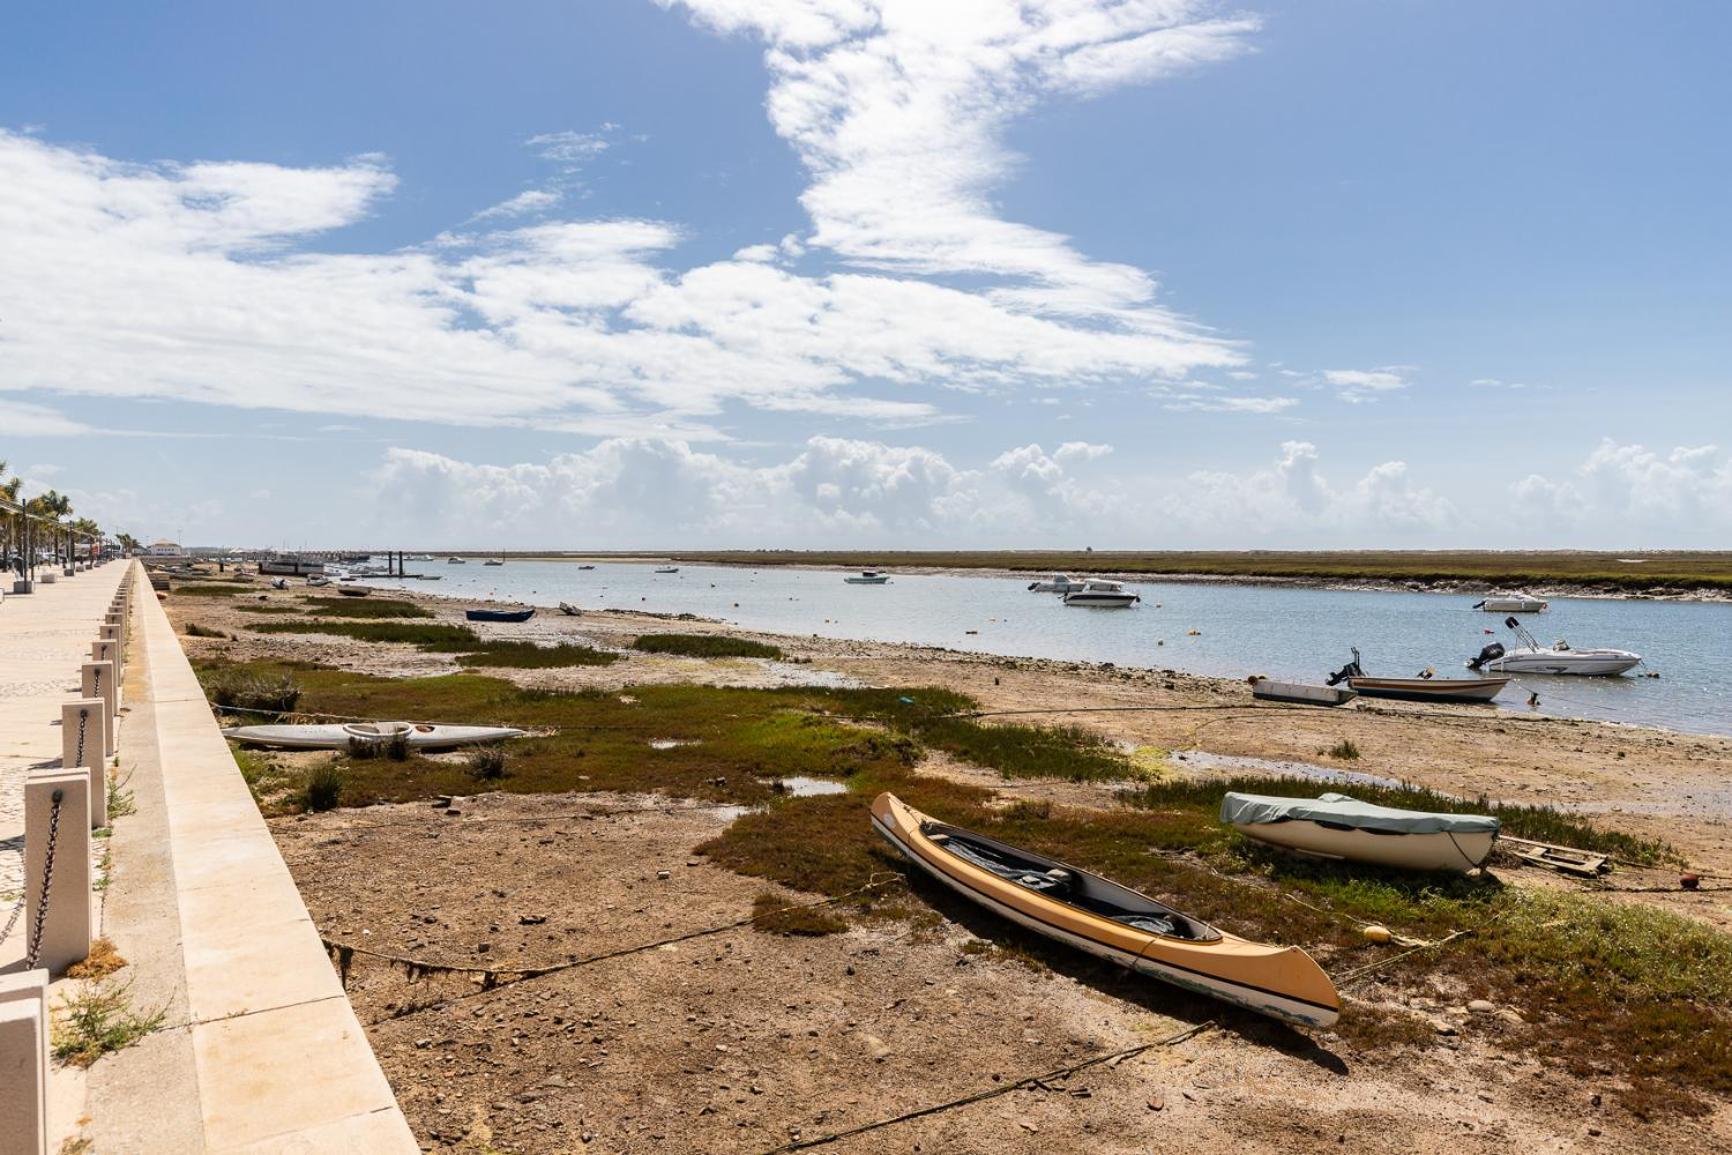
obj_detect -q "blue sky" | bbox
[2,0,1728,548]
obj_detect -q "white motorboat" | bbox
[221,721,526,750]
[484,558,505,566]
[1469,617,1641,677]
[1062,579,1139,608]
[1027,573,1085,593]
[1222,792,1499,873]
[448,556,466,564]
[305,576,330,587]
[844,570,891,584]
[1473,590,1548,613]
[654,566,679,574]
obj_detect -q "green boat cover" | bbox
[1220,792,1499,835]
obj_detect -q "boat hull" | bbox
[1346,676,1508,703]
[1062,593,1139,607]
[871,794,1340,1028]
[1484,650,1640,676]
[465,608,535,622]
[1250,679,1357,706]
[221,722,526,750]
[1232,820,1496,872]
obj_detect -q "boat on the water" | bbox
[1327,648,1508,703]
[1062,579,1139,608]
[1027,573,1085,593]
[1469,618,1642,677]
[484,558,505,566]
[448,556,466,564]
[221,720,526,750]
[654,566,679,574]
[577,564,596,570]
[1249,678,1357,707]
[1222,791,1499,872]
[1473,590,1548,613]
[871,792,1341,1027]
[465,607,535,623]
[844,570,891,584]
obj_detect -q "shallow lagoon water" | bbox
[374,561,1732,736]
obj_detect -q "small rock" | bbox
[1496,1009,1525,1026]
[1147,1091,1165,1111]
[1467,999,1496,1015]
[1432,1020,1458,1036]
[476,943,491,954]
[1017,1120,1038,1134]
[1476,1091,1493,1103]
[657,870,671,881]
[519,914,547,925]
[1588,1127,1602,1137]
[862,1035,891,1060]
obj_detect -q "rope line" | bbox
[753,1021,1215,1154]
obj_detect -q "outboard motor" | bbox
[1325,647,1365,686]
[1468,642,1505,672]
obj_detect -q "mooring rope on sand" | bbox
[752,1020,1216,1154]
[329,873,907,1025]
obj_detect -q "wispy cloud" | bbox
[1320,367,1410,403]
[469,187,563,223]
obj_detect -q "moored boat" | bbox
[1249,678,1357,706]
[337,584,373,598]
[1473,590,1548,613]
[871,792,1341,1027]
[843,570,891,584]
[654,565,679,574]
[1469,618,1641,677]
[465,607,535,623]
[1327,648,1508,702]
[221,720,526,750]
[1061,579,1140,608]
[1222,791,1499,872]
[1027,573,1085,593]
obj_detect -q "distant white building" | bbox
[147,539,182,557]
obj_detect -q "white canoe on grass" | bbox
[220,721,526,750]
[1222,791,1499,872]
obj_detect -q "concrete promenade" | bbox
[3,563,416,1152]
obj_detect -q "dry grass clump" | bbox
[202,668,302,715]
[52,979,165,1067]
[183,621,229,639]
[469,744,509,781]
[750,891,848,936]
[66,938,127,981]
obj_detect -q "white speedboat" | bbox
[220,721,526,750]
[844,570,890,584]
[1062,579,1140,608]
[1222,792,1499,873]
[448,556,466,564]
[484,558,505,566]
[1469,617,1641,677]
[1027,573,1085,593]
[654,566,679,574]
[1473,590,1548,613]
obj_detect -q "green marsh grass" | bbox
[632,633,785,659]
[459,641,619,668]
[168,582,253,596]
[301,596,433,619]
[248,619,482,649]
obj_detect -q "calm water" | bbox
[371,561,1732,736]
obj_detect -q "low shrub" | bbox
[203,669,302,714]
[469,744,508,780]
[632,633,785,660]
[302,762,344,811]
[184,622,229,639]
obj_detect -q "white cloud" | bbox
[470,188,564,222]
[1320,367,1409,403]
[1470,377,1528,389]
[0,399,94,436]
[1508,439,1732,542]
[526,129,613,166]
[1162,395,1297,414]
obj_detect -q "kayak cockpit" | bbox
[924,823,1221,942]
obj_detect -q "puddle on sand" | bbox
[770,776,848,797]
[1174,749,1406,791]
[762,662,863,689]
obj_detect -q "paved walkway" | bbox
[0,564,124,951]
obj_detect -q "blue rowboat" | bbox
[465,607,535,623]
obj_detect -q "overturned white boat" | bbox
[220,721,526,750]
[1027,573,1085,593]
[1222,791,1499,872]
[1469,617,1641,677]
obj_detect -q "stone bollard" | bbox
[0,970,51,1155]
[91,638,117,667]
[24,771,92,975]
[62,700,107,829]
[81,661,117,759]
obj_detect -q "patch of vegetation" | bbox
[1323,738,1361,760]
[105,770,136,822]
[168,583,253,596]
[183,621,229,639]
[202,667,303,714]
[248,620,482,650]
[751,890,847,936]
[632,633,785,659]
[232,603,301,614]
[52,978,166,1067]
[301,762,345,811]
[233,747,297,808]
[302,596,433,619]
[66,938,127,981]
[469,745,508,781]
[459,641,619,668]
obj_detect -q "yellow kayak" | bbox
[871,792,1341,1028]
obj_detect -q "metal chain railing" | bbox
[76,706,89,765]
[23,789,63,970]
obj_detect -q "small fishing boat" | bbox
[1249,678,1357,707]
[221,720,525,750]
[1062,579,1139,608]
[337,585,373,598]
[305,576,330,587]
[577,564,596,571]
[558,602,581,616]
[1327,648,1507,703]
[448,556,466,564]
[654,566,679,574]
[844,570,890,584]
[1027,573,1085,593]
[872,793,1341,1027]
[484,558,505,566]
[270,577,290,590]
[465,607,535,623]
[1469,618,1641,677]
[1222,791,1500,872]
[1473,590,1548,613]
